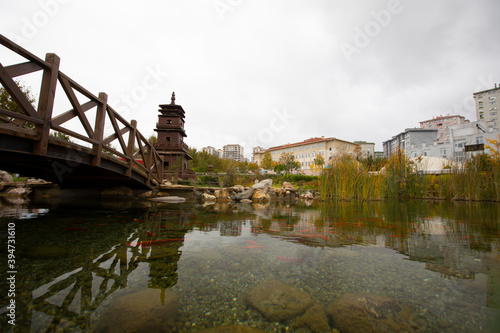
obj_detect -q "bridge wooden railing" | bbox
[0,34,163,187]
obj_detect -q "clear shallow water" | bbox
[1,198,499,332]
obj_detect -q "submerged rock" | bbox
[95,288,179,333]
[195,325,268,333]
[327,293,417,333]
[23,244,69,259]
[246,280,312,322]
[101,186,134,198]
[292,303,331,333]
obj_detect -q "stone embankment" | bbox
[1,170,317,203]
[157,179,316,204]
[0,171,52,198]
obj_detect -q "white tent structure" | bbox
[409,156,461,174]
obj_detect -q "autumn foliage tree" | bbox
[260,151,274,171]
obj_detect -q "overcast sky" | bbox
[2,0,500,158]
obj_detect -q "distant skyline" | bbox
[2,0,499,158]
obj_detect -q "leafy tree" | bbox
[273,163,288,175]
[148,134,157,145]
[278,152,300,175]
[260,151,274,170]
[0,80,36,128]
[50,130,71,141]
[247,161,260,173]
[310,154,325,174]
[313,154,325,168]
[1,81,71,142]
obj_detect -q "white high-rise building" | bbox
[474,83,500,124]
[222,144,244,162]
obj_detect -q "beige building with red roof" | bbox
[254,136,366,173]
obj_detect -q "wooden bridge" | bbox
[0,35,163,189]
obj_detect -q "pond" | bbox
[0,197,499,332]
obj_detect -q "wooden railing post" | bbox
[159,155,164,183]
[145,145,153,186]
[92,92,107,166]
[125,120,137,177]
[34,53,59,155]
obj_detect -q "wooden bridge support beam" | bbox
[92,92,107,166]
[125,120,137,177]
[34,53,59,156]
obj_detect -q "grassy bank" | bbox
[320,153,500,202]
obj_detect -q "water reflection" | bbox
[0,199,498,332]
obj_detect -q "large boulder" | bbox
[246,280,312,322]
[201,192,217,202]
[283,182,295,190]
[327,293,417,333]
[4,187,29,197]
[0,171,13,183]
[252,179,273,192]
[95,288,179,332]
[301,191,314,199]
[251,189,271,202]
[214,188,232,201]
[235,187,255,200]
[233,185,245,193]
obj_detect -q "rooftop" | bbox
[267,136,334,151]
[420,114,464,123]
[473,83,499,95]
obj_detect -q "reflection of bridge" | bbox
[12,212,187,332]
[0,35,163,189]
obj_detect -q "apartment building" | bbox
[202,146,217,155]
[254,137,359,172]
[383,128,438,158]
[252,146,265,163]
[354,141,376,158]
[419,114,468,144]
[473,83,500,123]
[222,144,244,162]
[387,121,499,162]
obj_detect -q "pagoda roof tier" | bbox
[154,128,187,137]
[158,103,185,115]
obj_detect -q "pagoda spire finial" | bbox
[171,91,176,105]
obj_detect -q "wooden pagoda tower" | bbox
[154,92,194,180]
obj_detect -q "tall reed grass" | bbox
[320,151,500,201]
